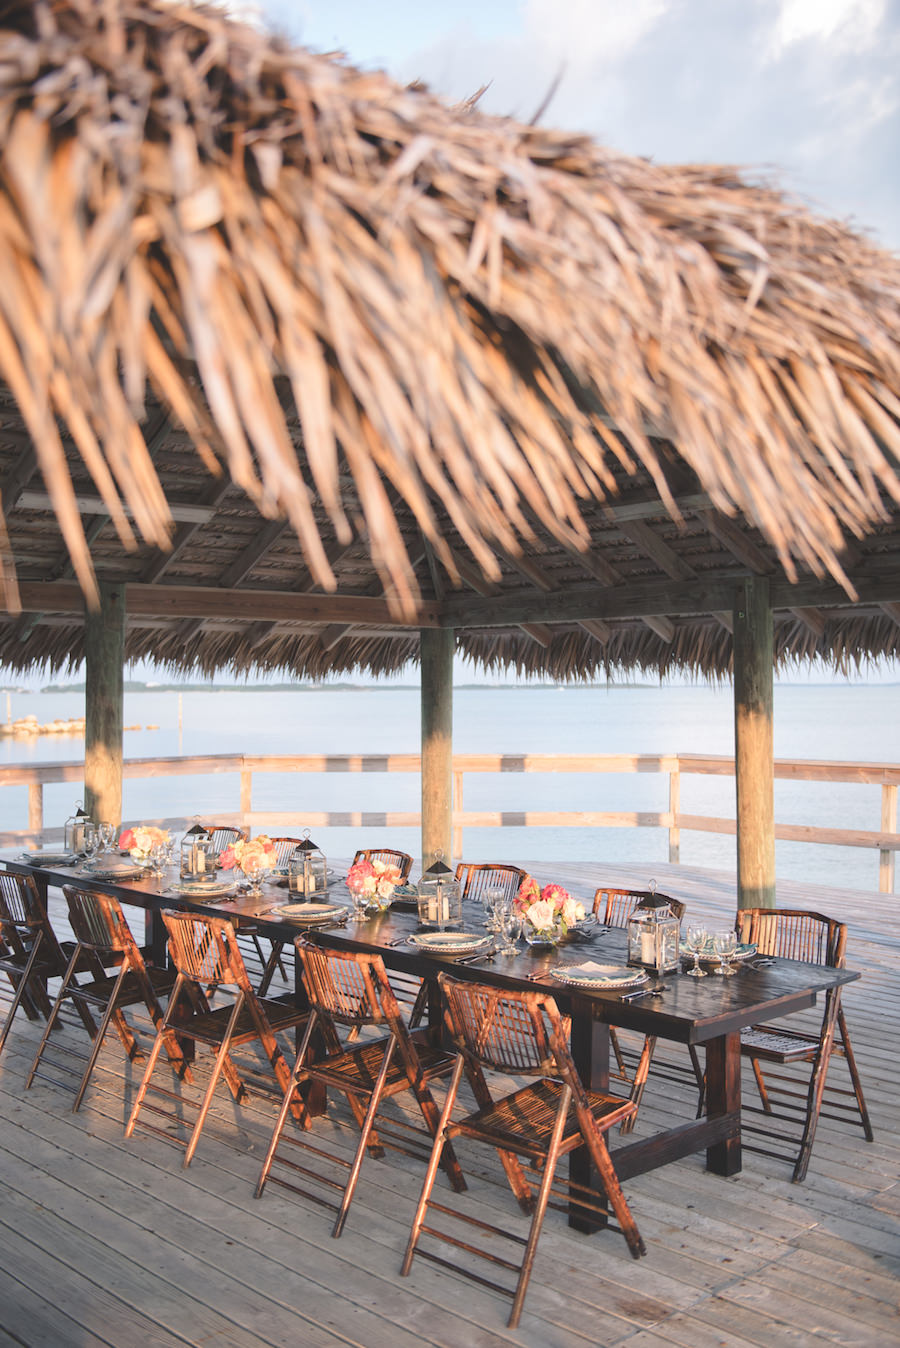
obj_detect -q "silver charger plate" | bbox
[551,963,650,989]
[171,880,236,898]
[407,931,491,955]
[272,902,348,923]
[19,851,78,866]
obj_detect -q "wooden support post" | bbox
[881,784,897,894]
[420,628,454,869]
[27,782,43,837]
[733,577,775,909]
[84,581,125,828]
[668,763,681,864]
[240,767,253,831]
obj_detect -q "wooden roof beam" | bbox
[880,601,900,627]
[642,615,675,643]
[701,510,771,573]
[579,618,611,644]
[618,518,696,582]
[1,445,39,519]
[789,607,827,639]
[16,581,440,626]
[17,490,215,525]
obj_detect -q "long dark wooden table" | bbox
[9,857,859,1233]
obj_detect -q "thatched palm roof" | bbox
[0,0,898,679]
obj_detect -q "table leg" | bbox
[568,1003,610,1233]
[705,1030,742,1175]
[293,943,326,1117]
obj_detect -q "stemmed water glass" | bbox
[149,841,168,881]
[495,895,520,956]
[482,886,505,932]
[98,822,116,855]
[81,824,100,868]
[685,924,709,977]
[713,929,738,976]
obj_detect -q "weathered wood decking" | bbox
[0,861,897,1348]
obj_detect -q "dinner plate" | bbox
[680,941,757,964]
[171,880,236,898]
[19,851,78,866]
[80,863,148,881]
[551,963,649,989]
[407,931,491,955]
[272,902,348,923]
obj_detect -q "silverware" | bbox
[621,982,670,1002]
[455,950,496,965]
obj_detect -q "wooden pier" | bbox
[0,861,897,1347]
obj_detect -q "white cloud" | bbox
[772,0,885,52]
[523,0,670,66]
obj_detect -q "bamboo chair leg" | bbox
[0,936,46,1055]
[184,993,246,1168]
[401,1057,465,1278]
[837,1007,874,1140]
[255,1015,319,1199]
[582,1120,646,1260]
[25,949,99,1090]
[751,1057,772,1111]
[508,1084,572,1329]
[609,1026,627,1079]
[72,963,133,1111]
[620,1035,656,1134]
[126,974,187,1138]
[332,1038,399,1238]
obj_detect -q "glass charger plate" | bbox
[19,851,78,866]
[171,880,236,898]
[80,864,148,881]
[272,902,348,923]
[551,963,649,989]
[680,942,757,964]
[407,931,491,955]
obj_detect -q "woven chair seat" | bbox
[172,996,304,1047]
[453,1077,636,1158]
[312,1034,455,1095]
[740,1025,818,1060]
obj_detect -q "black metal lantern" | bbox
[416,850,462,930]
[64,802,92,854]
[180,822,214,880]
[288,832,327,897]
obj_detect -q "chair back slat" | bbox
[455,863,529,905]
[352,848,413,880]
[296,941,390,1026]
[270,837,304,868]
[202,825,247,856]
[736,908,844,967]
[593,886,687,925]
[439,977,558,1075]
[0,870,44,930]
[63,886,131,953]
[162,910,246,986]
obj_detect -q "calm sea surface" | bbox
[1,682,897,893]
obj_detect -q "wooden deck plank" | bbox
[0,858,897,1347]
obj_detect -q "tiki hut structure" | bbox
[0,0,898,902]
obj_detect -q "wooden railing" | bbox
[3,751,898,892]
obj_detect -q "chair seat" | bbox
[451,1077,636,1158]
[172,995,304,1047]
[741,1024,819,1061]
[309,1035,456,1096]
[69,965,177,1003]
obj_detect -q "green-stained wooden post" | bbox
[420,628,454,870]
[84,580,125,828]
[733,577,775,909]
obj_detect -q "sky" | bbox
[259,0,900,249]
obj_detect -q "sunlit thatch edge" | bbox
[0,0,898,622]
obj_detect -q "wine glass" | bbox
[81,824,100,867]
[98,822,115,855]
[241,857,271,899]
[348,886,370,921]
[495,895,520,956]
[149,841,168,881]
[685,924,709,978]
[713,929,738,976]
[482,886,505,932]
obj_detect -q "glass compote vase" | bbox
[240,856,272,898]
[523,915,564,948]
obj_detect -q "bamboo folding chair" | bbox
[732,907,873,1182]
[201,824,247,857]
[454,863,529,906]
[402,974,645,1328]
[591,887,700,1129]
[256,938,464,1236]
[25,885,188,1110]
[351,848,413,880]
[125,910,307,1166]
[0,869,99,1058]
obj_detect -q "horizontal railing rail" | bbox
[2,751,897,892]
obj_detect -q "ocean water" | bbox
[1,681,897,893]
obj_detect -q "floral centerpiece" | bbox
[219,834,277,881]
[119,825,169,863]
[515,877,585,945]
[346,857,403,913]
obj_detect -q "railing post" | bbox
[28,782,43,837]
[452,767,464,861]
[668,763,681,864]
[881,783,897,894]
[240,765,252,832]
